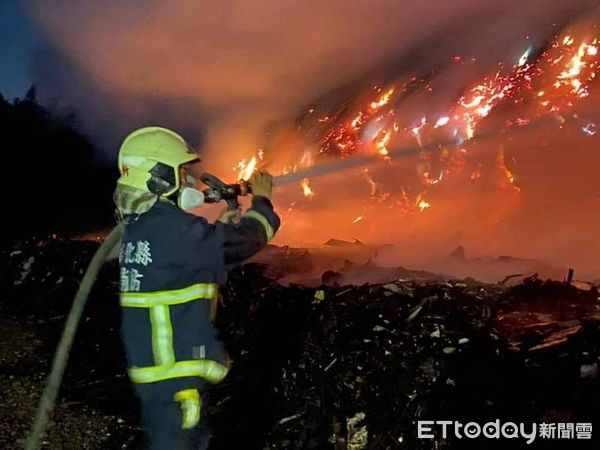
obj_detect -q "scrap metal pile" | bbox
[1,236,599,449]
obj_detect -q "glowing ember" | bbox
[464,118,475,140]
[411,117,427,146]
[416,198,431,212]
[370,88,394,111]
[374,129,392,157]
[300,178,314,197]
[518,47,531,67]
[353,215,363,223]
[434,116,450,128]
[422,171,443,185]
[582,123,597,136]
[351,112,365,129]
[497,146,520,191]
[364,169,378,196]
[460,95,484,108]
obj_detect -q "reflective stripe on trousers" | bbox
[121,283,229,385]
[174,389,202,429]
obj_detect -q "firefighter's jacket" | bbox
[118,196,280,394]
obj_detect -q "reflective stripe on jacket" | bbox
[119,196,280,388]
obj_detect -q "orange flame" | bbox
[434,116,450,128]
[237,156,258,181]
[370,88,395,111]
[417,198,431,212]
[364,169,378,196]
[555,39,598,98]
[300,178,314,197]
[497,146,520,191]
[374,129,392,157]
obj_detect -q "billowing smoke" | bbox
[27,0,600,280]
[28,0,593,155]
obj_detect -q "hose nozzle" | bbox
[200,172,251,209]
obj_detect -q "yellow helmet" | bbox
[117,126,199,197]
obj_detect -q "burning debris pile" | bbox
[1,237,599,449]
[236,27,600,218]
[220,25,600,279]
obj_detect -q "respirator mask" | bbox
[177,173,205,211]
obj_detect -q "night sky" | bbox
[0,1,42,99]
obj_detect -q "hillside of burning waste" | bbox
[1,236,599,449]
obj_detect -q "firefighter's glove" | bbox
[249,171,273,201]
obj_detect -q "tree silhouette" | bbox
[0,86,115,243]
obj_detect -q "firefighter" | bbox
[114,126,280,449]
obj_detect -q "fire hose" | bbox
[25,224,125,450]
[25,108,596,447]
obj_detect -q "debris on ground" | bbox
[1,236,599,449]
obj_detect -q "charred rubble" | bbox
[0,236,599,449]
